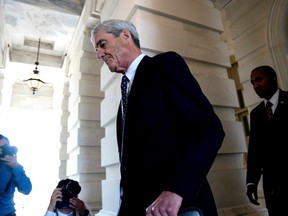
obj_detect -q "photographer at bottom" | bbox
[0,134,32,216]
[45,179,92,216]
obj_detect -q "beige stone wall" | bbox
[219,0,288,108]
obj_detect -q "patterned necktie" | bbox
[266,101,273,121]
[121,75,129,118]
[120,75,129,161]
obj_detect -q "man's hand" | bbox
[0,155,18,168]
[146,191,183,216]
[247,184,260,205]
[47,187,63,212]
[70,197,89,216]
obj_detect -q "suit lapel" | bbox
[273,90,288,118]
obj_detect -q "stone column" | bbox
[59,81,70,179]
[66,23,105,213]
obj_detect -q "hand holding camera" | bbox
[0,145,18,157]
[69,197,89,216]
[46,179,91,216]
[0,145,18,168]
[56,179,81,209]
[47,187,62,212]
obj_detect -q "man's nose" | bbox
[253,82,260,89]
[97,49,104,60]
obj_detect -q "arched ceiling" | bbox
[2,0,85,68]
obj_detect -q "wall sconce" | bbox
[24,38,46,94]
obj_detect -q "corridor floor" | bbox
[218,204,268,216]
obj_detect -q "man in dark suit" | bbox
[91,19,225,216]
[246,65,288,216]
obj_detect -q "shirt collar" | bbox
[125,53,146,83]
[265,89,279,106]
[57,209,74,216]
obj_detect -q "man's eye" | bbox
[99,42,106,48]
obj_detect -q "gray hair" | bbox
[90,19,141,49]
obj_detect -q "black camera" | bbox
[56,179,81,209]
[0,145,18,157]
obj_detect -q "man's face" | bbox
[0,139,6,157]
[94,29,130,73]
[0,139,6,147]
[250,69,275,99]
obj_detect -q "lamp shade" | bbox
[24,69,45,94]
[24,38,46,94]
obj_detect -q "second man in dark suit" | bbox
[246,65,288,216]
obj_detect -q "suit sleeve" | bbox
[246,109,263,186]
[156,51,225,200]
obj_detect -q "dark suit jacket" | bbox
[116,51,225,216]
[247,89,288,214]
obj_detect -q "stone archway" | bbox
[268,0,288,89]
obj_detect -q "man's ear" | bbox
[120,29,131,44]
